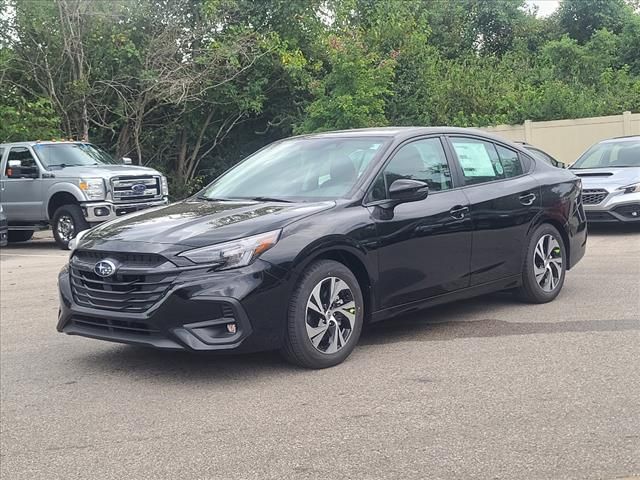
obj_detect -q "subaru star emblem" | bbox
[94,260,116,278]
[131,184,146,194]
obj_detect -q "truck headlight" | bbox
[161,176,169,196]
[79,178,105,200]
[178,230,281,269]
[617,182,640,194]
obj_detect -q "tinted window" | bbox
[451,138,503,185]
[369,138,452,201]
[495,144,523,177]
[5,147,40,178]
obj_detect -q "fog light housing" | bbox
[94,207,110,217]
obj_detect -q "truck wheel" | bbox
[8,230,34,243]
[52,204,89,250]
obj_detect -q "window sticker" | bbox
[453,142,497,177]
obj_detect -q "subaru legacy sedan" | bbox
[570,136,640,223]
[57,128,587,368]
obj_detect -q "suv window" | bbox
[369,137,452,202]
[6,147,39,178]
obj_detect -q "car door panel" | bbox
[368,136,473,310]
[372,190,472,308]
[446,136,541,286]
[1,147,45,222]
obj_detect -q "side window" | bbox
[368,137,452,201]
[450,137,504,186]
[495,144,523,177]
[6,147,39,178]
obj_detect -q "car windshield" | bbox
[571,139,640,169]
[524,147,559,167]
[199,136,389,201]
[33,143,118,169]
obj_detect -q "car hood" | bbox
[51,165,160,179]
[570,167,640,190]
[81,199,335,248]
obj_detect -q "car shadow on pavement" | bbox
[73,291,638,379]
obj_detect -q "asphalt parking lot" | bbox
[1,228,639,480]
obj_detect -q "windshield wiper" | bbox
[246,196,293,203]
[196,196,233,202]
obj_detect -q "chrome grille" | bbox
[581,189,608,205]
[110,176,161,203]
[70,251,177,313]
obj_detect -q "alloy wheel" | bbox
[57,215,76,242]
[533,234,563,292]
[305,276,357,354]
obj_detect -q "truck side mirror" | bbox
[122,157,133,165]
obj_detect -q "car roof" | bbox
[296,126,512,143]
[0,141,87,148]
[599,135,640,144]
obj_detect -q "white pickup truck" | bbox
[0,141,168,249]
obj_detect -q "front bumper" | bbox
[57,259,291,353]
[81,198,168,223]
[583,190,640,223]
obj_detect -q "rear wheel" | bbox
[516,223,566,303]
[7,230,34,243]
[281,260,364,369]
[52,204,89,250]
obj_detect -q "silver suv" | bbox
[0,141,168,248]
[570,136,640,224]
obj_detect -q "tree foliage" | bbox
[1,0,639,197]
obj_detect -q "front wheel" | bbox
[281,260,364,369]
[516,223,567,303]
[52,204,89,250]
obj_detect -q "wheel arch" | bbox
[47,191,81,220]
[528,214,571,269]
[289,242,376,323]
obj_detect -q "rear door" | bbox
[446,135,541,286]
[1,146,45,222]
[368,136,472,309]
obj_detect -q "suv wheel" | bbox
[52,204,89,250]
[516,223,566,303]
[281,260,364,369]
[8,230,34,243]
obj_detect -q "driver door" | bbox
[1,146,45,222]
[368,137,473,310]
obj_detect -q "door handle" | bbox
[519,193,537,206]
[450,205,469,220]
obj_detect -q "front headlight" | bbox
[178,230,281,269]
[617,182,640,194]
[79,178,105,200]
[161,176,169,196]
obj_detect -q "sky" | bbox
[527,0,561,17]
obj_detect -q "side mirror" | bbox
[122,157,133,165]
[388,179,429,204]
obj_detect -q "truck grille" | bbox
[581,189,608,205]
[70,251,177,313]
[111,176,162,203]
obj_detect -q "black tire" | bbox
[281,260,364,369]
[52,204,89,250]
[7,230,34,243]
[515,223,567,303]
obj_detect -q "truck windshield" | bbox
[199,136,389,202]
[33,143,118,169]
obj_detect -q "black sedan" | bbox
[57,127,587,368]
